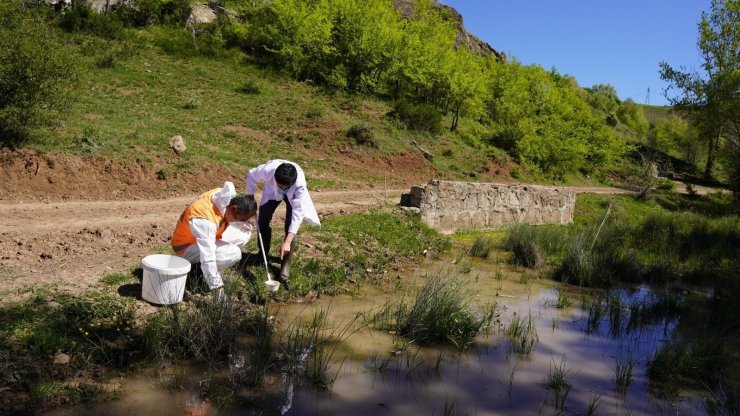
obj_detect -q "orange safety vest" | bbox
[171,188,228,254]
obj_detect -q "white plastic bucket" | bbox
[141,254,191,305]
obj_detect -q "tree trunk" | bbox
[704,133,719,180]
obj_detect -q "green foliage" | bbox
[584,83,620,115]
[506,312,538,355]
[373,274,496,347]
[390,99,443,133]
[235,80,261,95]
[58,4,125,39]
[649,115,699,161]
[502,225,543,268]
[319,209,449,271]
[469,236,495,259]
[660,0,739,184]
[0,3,75,147]
[346,124,377,147]
[616,99,649,137]
[486,62,626,178]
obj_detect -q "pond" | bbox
[44,259,706,416]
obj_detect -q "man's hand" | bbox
[280,240,291,260]
[280,232,296,259]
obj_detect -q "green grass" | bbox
[507,313,538,355]
[614,354,634,394]
[373,274,496,347]
[25,26,516,189]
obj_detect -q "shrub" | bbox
[503,225,543,268]
[373,275,495,347]
[0,3,74,147]
[59,4,125,39]
[346,124,376,147]
[95,52,117,69]
[390,100,442,133]
[469,236,495,259]
[235,80,261,95]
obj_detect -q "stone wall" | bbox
[401,180,576,233]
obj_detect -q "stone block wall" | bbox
[401,180,576,233]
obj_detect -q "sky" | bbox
[440,0,712,106]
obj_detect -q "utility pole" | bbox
[645,87,650,105]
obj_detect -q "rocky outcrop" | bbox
[401,180,576,233]
[393,0,505,61]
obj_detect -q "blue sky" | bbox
[440,1,711,106]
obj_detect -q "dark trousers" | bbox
[257,197,292,257]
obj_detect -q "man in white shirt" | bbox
[245,160,320,286]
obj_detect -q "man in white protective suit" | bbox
[171,181,257,299]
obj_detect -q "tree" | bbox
[659,0,739,185]
[0,3,74,147]
[616,99,649,137]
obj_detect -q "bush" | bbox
[59,4,125,39]
[469,236,495,259]
[0,3,74,147]
[346,124,376,147]
[503,225,543,268]
[390,100,442,133]
[373,274,495,347]
[235,80,261,95]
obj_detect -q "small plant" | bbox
[235,80,261,95]
[346,124,377,147]
[520,273,530,284]
[587,394,602,415]
[373,274,495,347]
[76,127,102,153]
[305,105,324,119]
[507,313,538,355]
[389,99,442,133]
[544,355,571,412]
[281,308,360,390]
[181,95,200,110]
[469,237,495,259]
[503,225,543,268]
[614,354,634,394]
[95,51,116,68]
[554,289,573,308]
[457,259,472,274]
[441,148,454,157]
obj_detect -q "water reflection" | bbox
[45,261,707,416]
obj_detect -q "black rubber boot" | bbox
[279,237,298,288]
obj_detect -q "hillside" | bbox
[0,7,521,201]
[2,0,649,202]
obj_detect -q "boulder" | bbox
[169,135,186,154]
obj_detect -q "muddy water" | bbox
[45,260,705,416]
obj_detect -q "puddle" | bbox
[45,260,707,415]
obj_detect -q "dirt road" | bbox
[0,185,639,303]
[0,189,405,303]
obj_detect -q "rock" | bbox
[186,4,217,26]
[53,352,71,365]
[169,135,187,154]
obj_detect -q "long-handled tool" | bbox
[256,223,280,292]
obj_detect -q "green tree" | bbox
[486,62,624,179]
[0,3,74,147]
[659,0,739,185]
[616,99,649,137]
[650,115,700,165]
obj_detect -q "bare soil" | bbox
[0,148,651,304]
[0,149,427,304]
